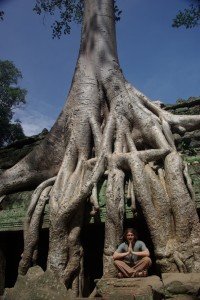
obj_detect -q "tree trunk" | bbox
[0,0,200,296]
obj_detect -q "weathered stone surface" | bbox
[95,273,200,299]
[4,266,72,300]
[165,97,200,116]
[3,269,200,300]
[0,191,49,231]
[161,273,200,299]
[0,129,48,172]
[96,276,163,300]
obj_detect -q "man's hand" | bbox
[131,248,150,258]
[128,242,133,254]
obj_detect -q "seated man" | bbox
[113,228,152,278]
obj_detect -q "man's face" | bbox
[126,232,134,243]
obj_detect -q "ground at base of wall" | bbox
[95,272,200,300]
[2,266,200,300]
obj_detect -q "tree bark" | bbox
[0,0,200,296]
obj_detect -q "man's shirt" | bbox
[115,240,147,263]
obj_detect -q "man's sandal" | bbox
[138,270,148,277]
[117,272,124,278]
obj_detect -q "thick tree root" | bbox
[19,177,56,275]
[1,51,200,296]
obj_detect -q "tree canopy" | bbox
[0,60,27,147]
[172,0,200,28]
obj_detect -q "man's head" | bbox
[123,228,138,243]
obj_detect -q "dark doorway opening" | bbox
[0,228,49,289]
[2,231,24,288]
[82,223,105,295]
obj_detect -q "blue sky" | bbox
[0,0,200,136]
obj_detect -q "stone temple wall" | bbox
[165,97,200,211]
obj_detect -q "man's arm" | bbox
[129,241,150,257]
[113,241,150,260]
[113,250,129,260]
[113,242,130,260]
[131,248,150,257]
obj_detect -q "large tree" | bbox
[0,0,200,296]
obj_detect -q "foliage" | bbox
[176,98,187,105]
[184,155,200,163]
[172,0,200,28]
[176,96,200,105]
[0,60,27,147]
[114,1,122,22]
[33,0,121,38]
[0,11,4,21]
[33,0,84,38]
[0,120,25,147]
